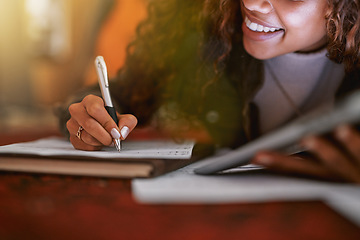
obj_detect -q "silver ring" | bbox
[76,126,84,140]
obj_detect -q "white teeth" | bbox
[245,17,251,27]
[249,22,258,31]
[245,17,281,33]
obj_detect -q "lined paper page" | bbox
[0,137,194,159]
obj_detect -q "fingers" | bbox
[69,135,103,151]
[66,94,138,151]
[302,135,360,183]
[117,114,138,140]
[335,125,360,165]
[66,118,103,147]
[80,95,119,145]
[251,125,360,183]
[68,97,113,146]
[252,151,333,180]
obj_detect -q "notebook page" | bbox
[0,137,194,159]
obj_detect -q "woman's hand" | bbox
[251,125,360,183]
[66,94,138,151]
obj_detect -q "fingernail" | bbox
[302,136,316,150]
[336,125,350,140]
[120,126,130,139]
[253,155,272,166]
[111,128,121,139]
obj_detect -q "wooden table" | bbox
[0,130,359,240]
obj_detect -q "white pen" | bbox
[95,56,121,151]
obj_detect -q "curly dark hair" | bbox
[326,0,360,72]
[113,0,360,126]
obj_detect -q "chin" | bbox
[243,42,283,60]
[244,47,274,60]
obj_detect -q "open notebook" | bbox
[0,137,202,178]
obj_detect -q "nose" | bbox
[242,0,273,14]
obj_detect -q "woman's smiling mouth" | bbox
[242,16,284,41]
[244,16,282,33]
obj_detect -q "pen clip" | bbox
[95,56,109,87]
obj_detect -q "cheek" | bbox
[282,12,327,46]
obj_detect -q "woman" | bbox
[60,0,360,182]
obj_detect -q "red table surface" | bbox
[0,130,359,240]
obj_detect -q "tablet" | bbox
[194,90,360,175]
